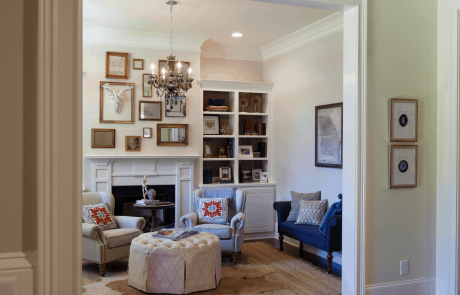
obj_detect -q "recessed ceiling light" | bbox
[232,33,243,38]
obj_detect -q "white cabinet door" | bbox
[243,187,275,233]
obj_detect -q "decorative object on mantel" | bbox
[315,102,343,169]
[148,189,156,201]
[390,98,418,142]
[165,96,186,117]
[142,175,149,200]
[220,125,231,135]
[260,172,268,183]
[106,51,129,79]
[203,115,220,135]
[250,94,262,113]
[219,166,232,182]
[157,124,188,146]
[147,1,193,106]
[390,145,417,188]
[203,142,213,158]
[125,136,141,152]
[143,73,152,97]
[133,59,144,70]
[143,127,152,138]
[239,145,253,158]
[100,82,134,124]
[139,100,162,121]
[91,129,115,148]
[218,146,227,158]
[239,97,248,113]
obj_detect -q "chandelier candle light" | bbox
[149,1,193,106]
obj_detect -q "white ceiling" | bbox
[83,0,335,48]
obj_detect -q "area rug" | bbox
[82,241,341,295]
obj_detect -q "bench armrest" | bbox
[82,223,106,246]
[273,201,291,225]
[180,212,198,229]
[325,215,342,252]
[113,216,146,231]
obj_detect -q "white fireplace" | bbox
[85,155,200,225]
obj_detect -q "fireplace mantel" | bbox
[85,155,201,225]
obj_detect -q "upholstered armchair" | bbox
[180,189,246,264]
[82,192,146,276]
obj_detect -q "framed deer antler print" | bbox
[100,81,134,124]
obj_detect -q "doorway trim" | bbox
[36,0,367,294]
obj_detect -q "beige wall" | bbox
[201,57,263,82]
[0,0,38,254]
[366,0,437,285]
[264,32,343,264]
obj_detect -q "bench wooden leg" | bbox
[279,234,284,251]
[299,242,303,259]
[232,253,237,265]
[327,252,333,273]
[99,263,106,277]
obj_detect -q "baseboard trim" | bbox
[0,251,36,295]
[435,278,447,295]
[365,278,436,295]
[244,232,276,240]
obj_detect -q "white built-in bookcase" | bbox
[197,79,274,186]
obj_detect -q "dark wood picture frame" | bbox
[315,102,343,169]
[390,145,418,188]
[106,52,129,79]
[133,59,144,70]
[158,60,191,79]
[91,129,115,148]
[142,73,153,97]
[125,136,141,152]
[390,98,418,142]
[143,127,152,138]
[157,124,188,146]
[139,101,162,121]
[99,81,134,124]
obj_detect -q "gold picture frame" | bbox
[125,136,141,152]
[219,166,232,181]
[133,59,144,70]
[203,142,213,158]
[99,81,134,124]
[106,52,129,79]
[390,98,418,142]
[157,124,188,146]
[390,145,418,188]
[143,73,152,97]
[143,127,152,138]
[91,129,115,148]
[139,101,162,121]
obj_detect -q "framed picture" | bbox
[143,127,152,138]
[157,124,188,146]
[260,172,268,183]
[252,169,262,181]
[133,59,144,70]
[158,60,191,79]
[106,52,129,79]
[203,116,219,135]
[139,101,162,121]
[143,74,152,97]
[390,145,417,188]
[166,97,186,117]
[390,98,418,142]
[203,142,213,158]
[125,136,141,152]
[100,82,134,124]
[219,166,232,181]
[238,145,253,158]
[315,102,343,169]
[91,129,115,148]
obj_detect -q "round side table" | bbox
[133,203,175,231]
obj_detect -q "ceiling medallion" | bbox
[149,1,193,106]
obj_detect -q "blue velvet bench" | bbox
[273,197,342,273]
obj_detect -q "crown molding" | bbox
[83,27,208,52]
[261,12,343,61]
[197,79,273,92]
[200,44,263,61]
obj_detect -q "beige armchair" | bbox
[82,192,146,276]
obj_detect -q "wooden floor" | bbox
[245,238,342,277]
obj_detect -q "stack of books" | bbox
[258,142,267,158]
[244,131,258,135]
[205,106,228,112]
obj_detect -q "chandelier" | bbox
[149,1,193,106]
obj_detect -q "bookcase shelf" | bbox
[198,79,274,185]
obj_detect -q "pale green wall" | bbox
[366,0,437,285]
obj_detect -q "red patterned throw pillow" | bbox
[197,197,229,225]
[82,203,118,231]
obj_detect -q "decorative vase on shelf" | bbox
[147,189,156,201]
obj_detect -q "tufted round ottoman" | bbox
[128,232,221,294]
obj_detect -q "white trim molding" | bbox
[83,27,208,52]
[261,12,343,61]
[0,251,37,295]
[365,278,436,295]
[200,43,264,61]
[197,79,274,92]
